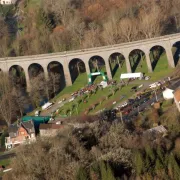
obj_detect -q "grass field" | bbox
[50,51,175,116]
[57,84,136,116]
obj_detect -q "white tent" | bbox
[163,88,174,100]
[120,73,143,80]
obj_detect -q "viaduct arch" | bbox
[0,33,180,91]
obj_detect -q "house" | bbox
[5,120,36,149]
[39,124,63,137]
[0,0,16,4]
[174,88,180,112]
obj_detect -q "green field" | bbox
[57,84,136,116]
[50,51,175,116]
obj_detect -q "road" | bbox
[122,79,180,122]
[41,75,178,118]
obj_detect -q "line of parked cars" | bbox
[115,91,152,115]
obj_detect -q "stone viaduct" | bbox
[0,33,180,90]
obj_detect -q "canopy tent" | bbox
[163,88,174,100]
[88,72,108,84]
[120,73,143,80]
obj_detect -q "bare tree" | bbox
[49,72,61,97]
[12,87,28,117]
[119,17,139,42]
[138,4,167,39]
[0,73,17,125]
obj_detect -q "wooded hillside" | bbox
[0,0,180,57]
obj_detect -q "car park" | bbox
[121,102,128,108]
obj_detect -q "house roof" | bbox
[39,124,63,130]
[8,124,19,138]
[8,120,35,138]
[174,88,180,102]
[21,120,35,134]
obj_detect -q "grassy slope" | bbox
[49,51,174,116]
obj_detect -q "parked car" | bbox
[121,102,128,108]
[35,110,40,116]
[69,97,75,102]
[138,84,144,89]
[145,76,150,80]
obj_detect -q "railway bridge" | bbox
[0,33,180,90]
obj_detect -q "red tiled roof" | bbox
[174,89,180,102]
[39,124,63,130]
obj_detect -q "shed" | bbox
[163,88,174,100]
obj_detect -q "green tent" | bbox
[88,72,108,84]
[21,116,51,133]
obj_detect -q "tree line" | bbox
[0,72,61,126]
[0,0,180,57]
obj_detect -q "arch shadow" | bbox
[89,55,106,83]
[69,58,86,84]
[9,65,26,87]
[109,53,126,78]
[149,46,168,71]
[48,61,66,94]
[28,63,44,79]
[172,41,180,66]
[129,49,147,73]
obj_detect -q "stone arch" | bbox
[69,58,86,84]
[149,45,168,71]
[108,52,126,78]
[9,65,26,87]
[47,61,66,93]
[172,41,180,66]
[129,49,148,73]
[89,55,106,83]
[89,55,106,73]
[28,63,44,79]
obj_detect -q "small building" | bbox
[163,88,174,100]
[174,88,180,112]
[5,120,36,149]
[39,124,63,137]
[0,0,16,4]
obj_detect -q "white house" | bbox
[162,88,174,100]
[0,0,16,5]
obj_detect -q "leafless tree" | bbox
[0,73,17,125]
[138,4,167,39]
[49,72,61,97]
